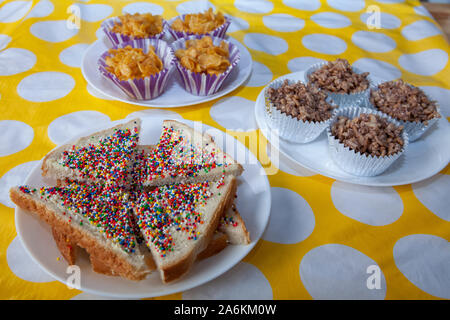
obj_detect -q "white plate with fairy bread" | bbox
[11,117,270,298]
[82,10,252,108]
[255,58,450,187]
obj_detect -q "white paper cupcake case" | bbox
[98,38,175,100]
[171,35,240,96]
[264,78,336,144]
[304,62,375,108]
[366,81,442,142]
[101,17,167,46]
[326,107,409,177]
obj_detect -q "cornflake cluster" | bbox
[171,8,226,34]
[266,80,336,122]
[175,36,230,75]
[370,80,440,124]
[308,58,370,94]
[331,113,405,157]
[111,13,164,38]
[105,46,163,80]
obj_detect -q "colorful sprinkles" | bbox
[136,126,229,185]
[58,125,139,186]
[19,180,138,254]
[134,181,214,257]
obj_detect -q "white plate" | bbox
[15,116,271,298]
[255,71,450,186]
[81,35,253,108]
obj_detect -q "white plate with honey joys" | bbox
[255,71,450,187]
[14,116,271,298]
[81,34,253,108]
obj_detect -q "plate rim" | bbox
[255,71,450,187]
[81,36,253,108]
[14,116,272,298]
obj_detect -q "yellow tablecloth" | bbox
[0,0,449,300]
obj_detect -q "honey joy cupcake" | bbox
[101,13,167,46]
[167,8,230,40]
[98,38,175,100]
[305,58,373,108]
[326,107,409,176]
[171,35,240,96]
[265,78,337,143]
[368,79,441,142]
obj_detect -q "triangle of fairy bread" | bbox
[134,175,236,283]
[134,120,243,188]
[42,119,141,186]
[16,180,140,254]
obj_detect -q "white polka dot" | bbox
[210,96,257,131]
[412,174,450,221]
[263,14,304,32]
[30,20,79,43]
[0,48,36,76]
[244,33,288,55]
[263,187,315,244]
[74,4,113,22]
[234,0,273,14]
[246,61,272,87]
[300,244,387,299]
[17,72,75,102]
[25,0,54,19]
[302,34,347,55]
[7,237,55,283]
[226,15,249,33]
[311,12,351,29]
[352,31,396,53]
[182,262,272,299]
[283,0,321,11]
[399,49,448,76]
[48,111,111,145]
[0,34,11,50]
[419,86,449,118]
[394,234,450,299]
[414,5,433,19]
[0,120,34,158]
[176,0,215,15]
[352,58,401,82]
[86,83,113,100]
[0,1,32,22]
[402,20,442,41]
[123,2,164,15]
[360,12,401,30]
[327,0,365,12]
[0,161,39,208]
[287,57,326,72]
[59,43,89,68]
[266,143,317,177]
[331,181,403,226]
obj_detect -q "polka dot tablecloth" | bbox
[0,0,449,300]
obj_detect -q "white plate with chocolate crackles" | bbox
[255,69,450,187]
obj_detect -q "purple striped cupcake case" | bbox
[101,16,167,46]
[166,14,231,41]
[98,38,176,100]
[171,35,240,96]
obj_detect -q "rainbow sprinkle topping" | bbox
[19,180,138,254]
[58,125,139,186]
[136,126,228,185]
[134,181,214,257]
